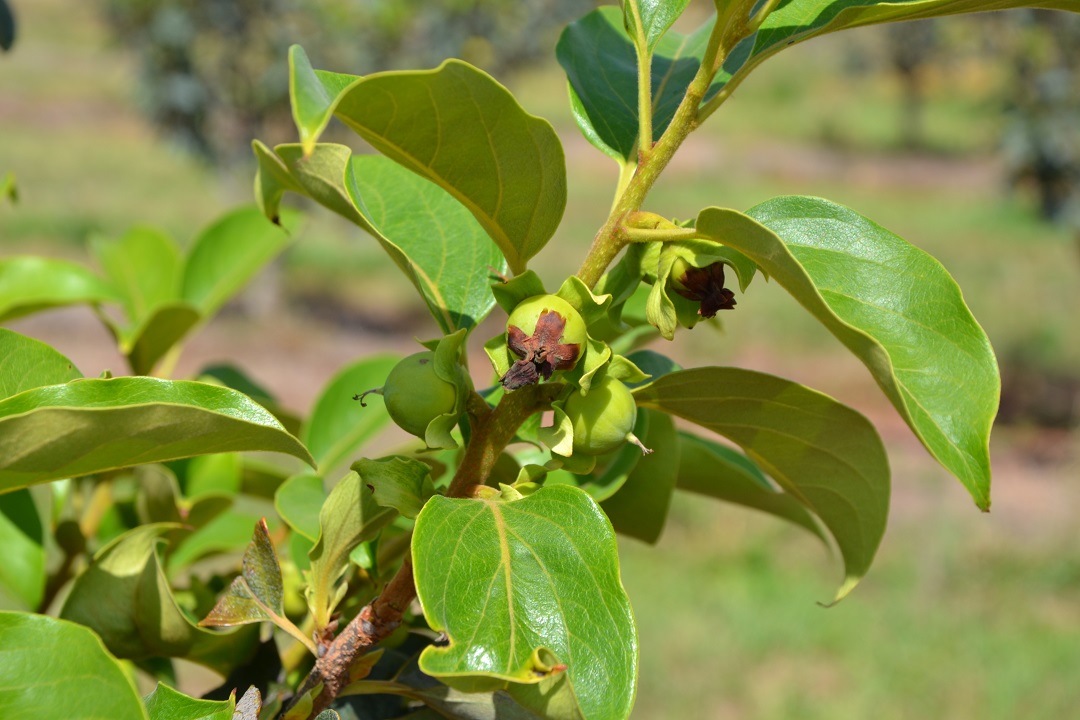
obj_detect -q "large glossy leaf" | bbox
[0,377,314,492]
[556,7,712,161]
[325,58,566,274]
[0,255,120,322]
[181,206,296,318]
[302,355,400,474]
[633,368,889,602]
[675,432,826,542]
[0,328,81,399]
[307,470,396,628]
[0,489,44,610]
[60,524,260,675]
[0,612,149,719]
[268,144,505,334]
[703,200,997,509]
[413,484,636,720]
[600,409,678,544]
[144,683,234,720]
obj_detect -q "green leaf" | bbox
[307,470,396,627]
[750,0,1080,77]
[1,170,16,202]
[185,452,242,499]
[181,206,296,318]
[0,377,314,492]
[329,59,567,274]
[633,368,889,602]
[199,519,285,628]
[0,612,149,719]
[303,355,400,474]
[556,7,711,162]
[0,255,120,322]
[91,226,184,337]
[624,0,692,53]
[675,431,827,543]
[711,199,997,509]
[600,409,678,544]
[166,508,273,576]
[413,484,636,720]
[354,456,435,520]
[122,303,203,376]
[0,489,44,610]
[144,683,234,720]
[0,328,82,399]
[275,473,325,542]
[60,524,259,675]
[349,154,507,332]
[270,145,504,334]
[288,45,361,155]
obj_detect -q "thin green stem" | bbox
[624,227,699,243]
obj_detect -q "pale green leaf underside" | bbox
[634,367,889,602]
[413,484,636,720]
[288,48,566,275]
[707,199,997,509]
[0,377,313,492]
[0,612,149,719]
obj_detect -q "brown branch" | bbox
[295,382,561,718]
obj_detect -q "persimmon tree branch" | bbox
[298,382,562,719]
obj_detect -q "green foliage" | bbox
[3,0,1077,717]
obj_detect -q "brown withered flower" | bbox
[499,295,586,390]
[673,261,736,318]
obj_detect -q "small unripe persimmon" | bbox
[563,375,648,456]
[501,294,587,390]
[381,352,459,437]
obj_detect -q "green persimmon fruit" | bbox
[382,351,459,437]
[501,294,587,389]
[563,375,640,456]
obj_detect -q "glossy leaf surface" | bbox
[302,355,399,474]
[266,144,504,334]
[676,432,826,542]
[0,255,119,322]
[60,524,259,675]
[557,7,710,161]
[0,377,313,492]
[707,200,997,508]
[413,484,636,720]
[329,60,566,274]
[634,367,889,602]
[0,328,81,399]
[0,612,148,719]
[144,683,234,720]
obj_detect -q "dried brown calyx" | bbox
[674,262,736,318]
[501,308,582,390]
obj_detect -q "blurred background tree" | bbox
[97,0,600,166]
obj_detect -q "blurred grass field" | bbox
[2,2,1080,718]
